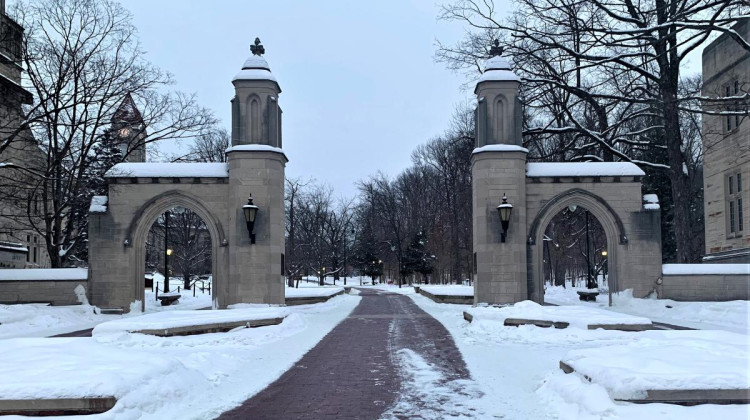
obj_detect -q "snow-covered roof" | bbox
[662,264,749,276]
[0,268,88,281]
[89,195,108,213]
[233,54,277,83]
[473,144,529,154]
[105,163,229,178]
[526,162,645,178]
[242,55,270,71]
[476,55,520,85]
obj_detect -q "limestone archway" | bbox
[128,190,228,311]
[527,188,627,303]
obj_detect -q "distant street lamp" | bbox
[242,195,259,244]
[497,194,513,243]
[163,210,171,293]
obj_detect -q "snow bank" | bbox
[105,162,229,178]
[89,195,108,213]
[421,285,474,297]
[92,307,289,335]
[473,144,529,154]
[526,162,645,177]
[466,300,651,329]
[0,337,196,400]
[285,286,343,298]
[662,263,749,275]
[0,268,87,281]
[562,330,750,399]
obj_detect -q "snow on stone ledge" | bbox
[662,263,750,276]
[473,144,529,154]
[105,162,229,178]
[0,242,28,253]
[285,286,344,298]
[233,69,278,83]
[526,162,645,178]
[89,195,108,213]
[465,300,651,329]
[643,194,659,210]
[421,285,474,297]
[225,144,286,155]
[561,330,749,399]
[0,268,88,281]
[92,307,289,335]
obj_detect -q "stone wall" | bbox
[660,274,749,301]
[0,279,88,305]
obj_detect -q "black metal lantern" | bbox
[497,194,513,243]
[242,194,259,244]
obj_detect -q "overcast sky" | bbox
[115,0,488,198]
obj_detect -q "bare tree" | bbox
[0,0,216,267]
[183,128,230,163]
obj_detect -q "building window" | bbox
[727,171,744,236]
[724,80,742,133]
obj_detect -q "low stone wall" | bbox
[660,264,750,301]
[0,268,88,306]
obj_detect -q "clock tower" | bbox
[109,93,147,162]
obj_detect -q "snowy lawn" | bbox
[546,285,750,334]
[0,294,361,419]
[420,285,473,297]
[466,300,652,329]
[406,291,750,420]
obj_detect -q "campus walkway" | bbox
[216,288,473,419]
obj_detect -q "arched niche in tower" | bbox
[494,94,507,143]
[247,94,261,143]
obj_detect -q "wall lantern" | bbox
[497,194,513,243]
[166,248,173,256]
[242,194,259,244]
[601,250,608,257]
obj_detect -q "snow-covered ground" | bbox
[546,285,750,334]
[404,288,750,420]
[285,285,344,298]
[0,293,361,419]
[420,285,473,296]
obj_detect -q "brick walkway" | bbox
[216,288,474,420]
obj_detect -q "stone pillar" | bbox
[472,45,528,305]
[224,39,286,306]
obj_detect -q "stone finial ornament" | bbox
[250,37,265,56]
[489,39,503,57]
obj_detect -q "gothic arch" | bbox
[527,188,628,303]
[126,190,227,311]
[247,94,261,142]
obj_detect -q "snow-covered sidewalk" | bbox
[0,294,361,419]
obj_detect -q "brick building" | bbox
[702,18,750,263]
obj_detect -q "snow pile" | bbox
[0,268,88,281]
[643,194,659,210]
[526,162,645,177]
[285,286,343,298]
[92,306,290,336]
[473,144,529,154]
[0,303,116,339]
[545,286,750,333]
[561,330,750,400]
[105,162,229,178]
[89,195,108,213]
[421,285,474,297]
[662,263,750,275]
[465,300,651,329]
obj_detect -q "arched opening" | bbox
[250,97,260,142]
[143,206,213,312]
[527,189,626,304]
[494,97,505,141]
[540,205,609,303]
[128,190,227,312]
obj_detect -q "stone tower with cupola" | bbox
[225,38,287,306]
[109,94,147,162]
[472,42,529,304]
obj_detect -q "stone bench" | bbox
[134,317,285,337]
[577,290,599,302]
[417,288,473,305]
[157,293,180,306]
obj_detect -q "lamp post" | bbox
[163,210,171,293]
[497,194,513,243]
[242,195,259,244]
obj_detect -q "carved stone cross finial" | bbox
[250,37,265,56]
[489,39,503,57]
